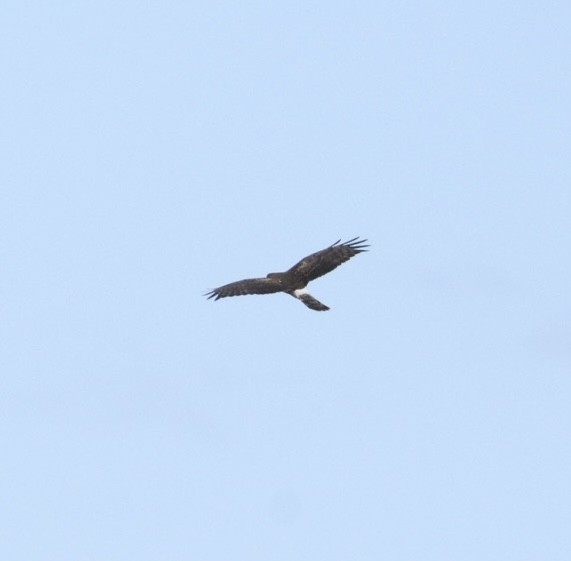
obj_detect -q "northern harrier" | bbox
[205,237,369,311]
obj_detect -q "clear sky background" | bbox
[2,2,570,560]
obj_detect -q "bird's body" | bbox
[205,237,369,311]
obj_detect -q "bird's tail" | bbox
[292,290,330,311]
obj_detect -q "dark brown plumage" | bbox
[205,237,369,311]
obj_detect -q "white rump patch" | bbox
[293,288,310,298]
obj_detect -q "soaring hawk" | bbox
[205,237,369,311]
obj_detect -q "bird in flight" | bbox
[205,237,369,311]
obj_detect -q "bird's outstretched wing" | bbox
[287,237,369,284]
[205,277,284,300]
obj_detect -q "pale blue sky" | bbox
[2,2,570,560]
